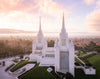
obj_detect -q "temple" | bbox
[31,14,75,76]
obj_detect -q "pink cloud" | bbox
[84,0,95,5]
[0,0,19,12]
[0,0,72,32]
[0,0,72,25]
[96,0,100,8]
[0,0,71,16]
[85,9,100,32]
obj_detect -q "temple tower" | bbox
[32,17,45,57]
[55,13,74,76]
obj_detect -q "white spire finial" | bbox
[62,12,65,28]
[61,12,66,33]
[37,16,43,38]
[39,16,41,32]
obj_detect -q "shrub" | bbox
[2,61,5,66]
[66,72,74,79]
[10,60,28,72]
[5,63,15,72]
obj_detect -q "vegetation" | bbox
[19,64,55,79]
[0,36,100,79]
[48,40,55,47]
[5,63,15,72]
[66,72,74,79]
[49,66,61,79]
[87,55,100,79]
[0,37,32,59]
[79,53,96,63]
[75,41,100,54]
[75,68,96,79]
[12,58,19,63]
[0,36,100,59]
[0,38,55,59]
[75,52,85,56]
[75,58,84,66]
[57,72,74,79]
[2,61,5,66]
[10,60,28,72]
[28,61,37,64]
[20,55,24,60]
[9,59,36,72]
[75,54,100,79]
[25,57,30,61]
[12,54,100,79]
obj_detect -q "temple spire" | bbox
[37,16,43,37]
[61,12,66,33]
[39,16,42,32]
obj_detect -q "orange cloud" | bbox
[0,0,72,32]
[96,0,100,8]
[0,0,71,16]
[84,0,95,5]
[85,9,100,32]
[0,0,19,13]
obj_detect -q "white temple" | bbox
[31,14,75,76]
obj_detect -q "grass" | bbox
[10,54,100,79]
[25,57,30,61]
[28,61,37,64]
[87,55,100,79]
[12,58,19,63]
[75,58,84,66]
[83,53,96,59]
[10,60,28,72]
[75,68,96,79]
[5,63,15,72]
[19,64,55,79]
[79,53,96,63]
[75,54,100,79]
[75,52,85,56]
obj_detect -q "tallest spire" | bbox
[62,12,65,29]
[39,16,41,32]
[38,16,43,36]
[61,12,66,33]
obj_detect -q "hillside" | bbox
[0,28,33,34]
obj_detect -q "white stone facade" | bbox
[31,15,75,76]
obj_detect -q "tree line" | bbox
[0,37,55,59]
[0,38,32,59]
[75,41,100,53]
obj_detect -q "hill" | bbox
[0,28,34,34]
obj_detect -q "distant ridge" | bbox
[0,28,99,38]
[0,28,34,34]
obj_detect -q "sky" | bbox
[0,0,100,34]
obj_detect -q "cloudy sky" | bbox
[0,0,100,34]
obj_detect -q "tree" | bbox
[94,45,100,53]
[89,41,96,47]
[48,40,55,47]
[2,61,5,66]
[66,72,74,79]
[20,55,24,60]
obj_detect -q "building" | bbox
[31,14,75,76]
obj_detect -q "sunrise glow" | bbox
[0,0,100,34]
